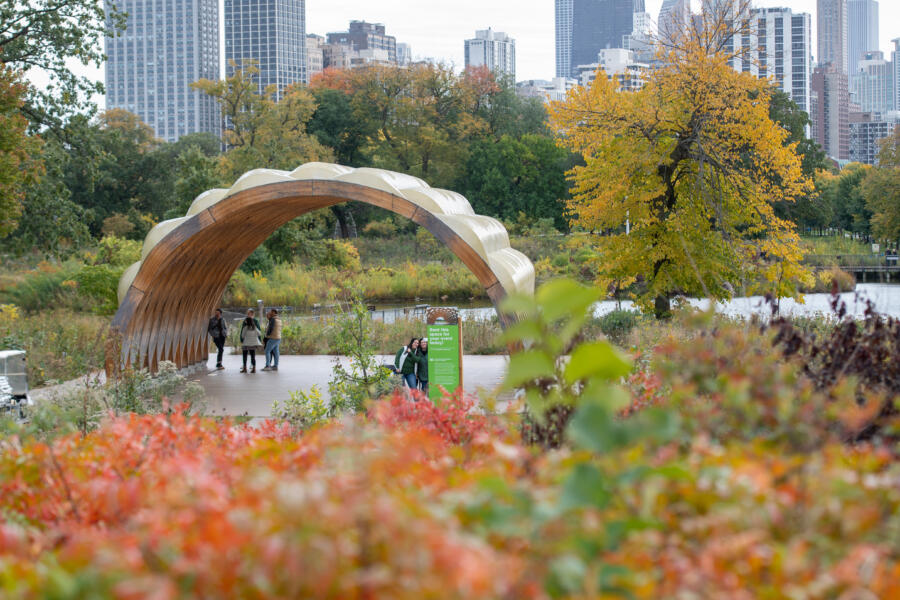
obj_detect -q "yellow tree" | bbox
[192,61,331,181]
[548,0,812,316]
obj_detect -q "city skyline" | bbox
[25,0,900,106]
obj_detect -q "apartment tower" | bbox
[104,0,220,142]
[225,0,307,99]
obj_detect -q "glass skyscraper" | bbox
[556,0,643,78]
[105,0,220,142]
[225,0,307,100]
[848,0,879,74]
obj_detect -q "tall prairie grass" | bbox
[223,262,484,308]
[0,308,109,386]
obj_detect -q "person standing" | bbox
[262,308,282,372]
[394,338,420,390]
[416,337,429,395]
[207,308,228,369]
[239,309,262,373]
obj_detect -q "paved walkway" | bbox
[195,354,511,418]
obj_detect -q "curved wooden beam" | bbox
[107,164,534,375]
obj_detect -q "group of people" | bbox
[392,337,429,393]
[206,308,282,373]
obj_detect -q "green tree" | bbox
[307,86,373,167]
[0,0,124,128]
[820,164,872,235]
[4,136,90,255]
[458,134,569,228]
[0,67,42,237]
[548,0,812,316]
[864,126,900,241]
[192,61,331,181]
[63,109,163,235]
[162,143,223,220]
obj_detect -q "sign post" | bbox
[425,307,462,402]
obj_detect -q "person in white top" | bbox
[239,309,262,373]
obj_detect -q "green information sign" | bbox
[426,323,460,401]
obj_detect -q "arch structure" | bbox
[108,162,535,375]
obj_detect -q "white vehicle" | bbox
[0,350,32,423]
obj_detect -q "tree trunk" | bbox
[654,294,672,320]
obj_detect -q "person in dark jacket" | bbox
[394,338,420,389]
[416,337,428,394]
[207,309,228,369]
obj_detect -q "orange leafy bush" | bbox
[0,395,899,598]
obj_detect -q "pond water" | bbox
[458,284,900,322]
[264,284,900,324]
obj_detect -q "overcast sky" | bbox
[25,0,900,106]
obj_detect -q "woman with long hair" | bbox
[239,309,262,373]
[416,337,428,395]
[393,337,420,390]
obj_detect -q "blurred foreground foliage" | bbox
[0,278,898,597]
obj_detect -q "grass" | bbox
[800,234,872,257]
[224,262,485,308]
[0,308,110,387]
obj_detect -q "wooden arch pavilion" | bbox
[107,163,535,375]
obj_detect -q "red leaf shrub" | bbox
[368,390,508,445]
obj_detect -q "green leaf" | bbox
[499,319,543,345]
[503,350,556,388]
[567,399,631,453]
[535,279,601,323]
[547,554,587,595]
[499,293,536,316]
[564,341,632,384]
[560,463,610,510]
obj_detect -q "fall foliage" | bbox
[548,2,812,315]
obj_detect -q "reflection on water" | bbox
[458,284,900,321]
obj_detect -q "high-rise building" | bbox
[555,0,574,78]
[848,0,879,74]
[851,51,894,116]
[327,21,397,64]
[465,29,516,79]
[575,48,649,91]
[658,0,691,40]
[755,8,812,116]
[306,34,325,81]
[812,64,851,161]
[893,39,900,112]
[516,77,578,103]
[104,0,220,142]
[225,0,307,99]
[702,0,757,76]
[850,111,900,164]
[569,0,643,78]
[818,0,849,74]
[397,43,412,67]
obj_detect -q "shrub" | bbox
[369,391,507,445]
[73,264,120,314]
[101,213,135,237]
[319,239,361,271]
[597,309,639,346]
[92,235,141,267]
[771,294,900,441]
[271,385,331,432]
[239,246,275,276]
[362,218,398,238]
